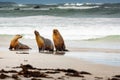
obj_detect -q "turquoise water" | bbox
[0,2,120,41]
[65,52,120,66]
[0,3,120,18]
[64,40,120,66]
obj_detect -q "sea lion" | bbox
[9,35,31,50]
[53,29,68,51]
[34,30,54,52]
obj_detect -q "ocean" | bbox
[0,2,120,66]
[0,3,120,40]
[0,3,120,39]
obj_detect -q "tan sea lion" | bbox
[53,29,68,51]
[34,30,54,52]
[9,34,31,50]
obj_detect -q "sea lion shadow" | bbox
[39,51,66,55]
[0,57,3,59]
[16,51,29,54]
[40,51,54,54]
[54,51,66,55]
[14,50,29,54]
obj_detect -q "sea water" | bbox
[65,52,120,66]
[0,3,120,40]
[0,3,120,66]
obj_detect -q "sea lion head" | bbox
[53,29,59,35]
[15,34,22,39]
[34,30,40,36]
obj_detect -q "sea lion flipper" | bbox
[9,46,13,50]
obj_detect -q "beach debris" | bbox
[0,69,17,73]
[18,64,52,78]
[57,76,64,79]
[57,76,68,80]
[110,75,120,80]
[18,69,48,78]
[24,59,28,62]
[20,64,34,69]
[0,73,9,79]
[110,77,120,80]
[31,78,42,80]
[63,68,84,77]
[0,69,8,73]
[65,68,79,73]
[15,64,85,78]
[45,71,60,74]
[95,76,103,79]
[12,74,19,79]
[80,71,92,75]
[114,75,120,78]
[108,78,111,80]
[65,72,84,77]
[0,64,119,80]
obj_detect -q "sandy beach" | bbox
[0,1,120,80]
[0,36,120,80]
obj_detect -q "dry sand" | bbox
[0,36,120,80]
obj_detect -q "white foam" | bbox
[61,3,100,10]
[64,3,83,6]
[0,16,120,40]
[57,6,98,9]
[17,4,26,7]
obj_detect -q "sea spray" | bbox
[0,16,120,41]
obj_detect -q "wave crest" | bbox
[86,35,120,42]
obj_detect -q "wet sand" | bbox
[0,36,120,80]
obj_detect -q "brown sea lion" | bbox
[34,30,54,52]
[53,29,68,51]
[9,35,31,50]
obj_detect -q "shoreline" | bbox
[70,47,120,53]
[0,50,120,80]
[0,36,120,80]
[1,35,120,52]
